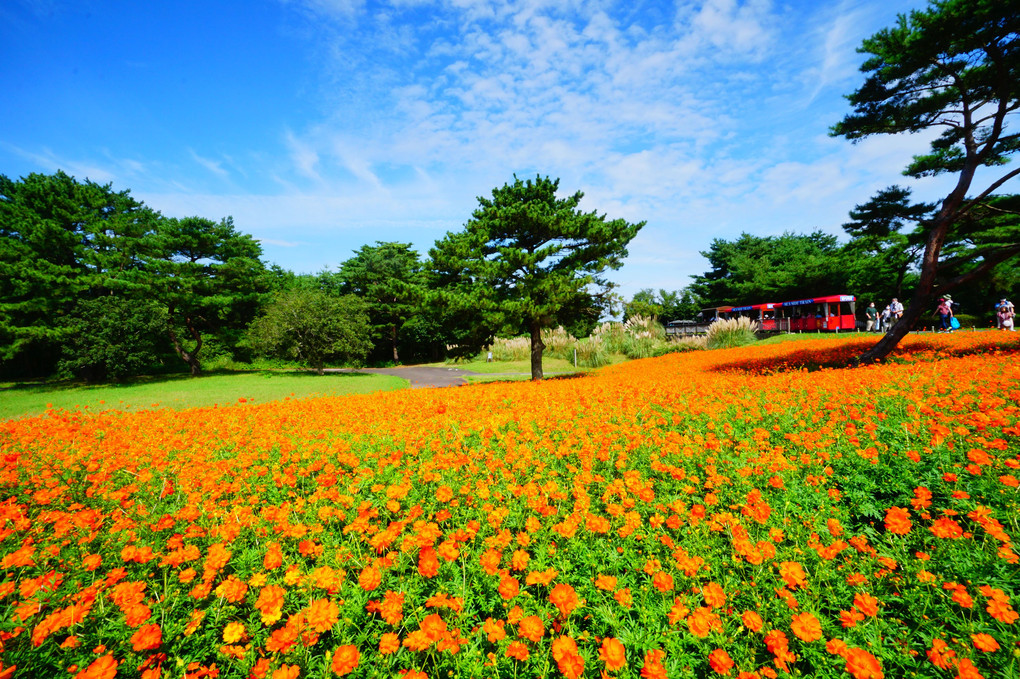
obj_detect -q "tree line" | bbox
[1,173,642,382]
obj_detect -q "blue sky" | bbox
[2,0,951,300]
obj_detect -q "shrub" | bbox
[705,317,759,349]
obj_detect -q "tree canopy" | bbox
[831,0,1020,361]
[0,171,158,376]
[148,216,267,376]
[429,175,644,380]
[247,289,372,374]
[334,242,424,364]
[690,231,847,305]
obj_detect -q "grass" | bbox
[429,354,626,374]
[0,370,407,421]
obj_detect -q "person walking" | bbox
[879,305,892,332]
[865,302,878,332]
[998,302,1015,331]
[996,298,1015,329]
[936,296,954,332]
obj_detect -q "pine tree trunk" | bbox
[529,322,545,381]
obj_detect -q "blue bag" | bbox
[950,316,960,329]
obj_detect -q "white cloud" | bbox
[188,149,229,178]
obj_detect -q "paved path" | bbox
[357,366,476,388]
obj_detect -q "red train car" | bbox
[776,294,856,331]
[730,302,782,332]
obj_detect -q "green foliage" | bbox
[333,241,425,363]
[690,231,848,305]
[148,215,268,376]
[429,174,644,380]
[624,288,702,324]
[247,289,373,374]
[57,297,170,382]
[831,0,1020,360]
[0,171,158,375]
[705,317,759,350]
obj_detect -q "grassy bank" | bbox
[0,370,407,420]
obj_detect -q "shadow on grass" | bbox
[0,368,370,394]
[708,335,1020,375]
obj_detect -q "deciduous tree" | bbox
[247,289,372,374]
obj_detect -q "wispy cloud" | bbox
[189,149,230,178]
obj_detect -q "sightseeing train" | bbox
[667,294,858,335]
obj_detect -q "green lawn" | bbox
[0,370,407,421]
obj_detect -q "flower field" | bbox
[2,333,1019,679]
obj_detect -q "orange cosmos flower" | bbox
[83,554,102,571]
[668,598,690,625]
[600,637,626,672]
[498,575,520,600]
[525,568,558,586]
[595,574,617,591]
[483,617,506,642]
[554,644,585,678]
[702,581,726,608]
[305,598,340,633]
[790,612,822,642]
[518,615,544,642]
[420,613,447,641]
[359,565,382,591]
[742,610,764,632]
[778,562,807,590]
[214,576,248,604]
[844,647,883,679]
[986,598,1019,624]
[377,590,405,625]
[130,623,162,651]
[379,632,400,655]
[479,549,502,575]
[222,622,247,644]
[549,583,580,617]
[853,592,879,617]
[926,639,956,669]
[254,585,286,625]
[511,549,530,571]
[403,630,432,652]
[652,571,674,592]
[708,648,734,675]
[971,633,999,652]
[330,645,359,676]
[271,665,299,679]
[76,654,118,679]
[615,587,633,609]
[641,649,667,679]
[418,547,439,578]
[687,607,722,637]
[506,641,530,661]
[930,518,964,539]
[883,507,912,535]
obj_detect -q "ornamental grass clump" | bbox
[573,336,610,368]
[706,316,759,349]
[490,336,530,362]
